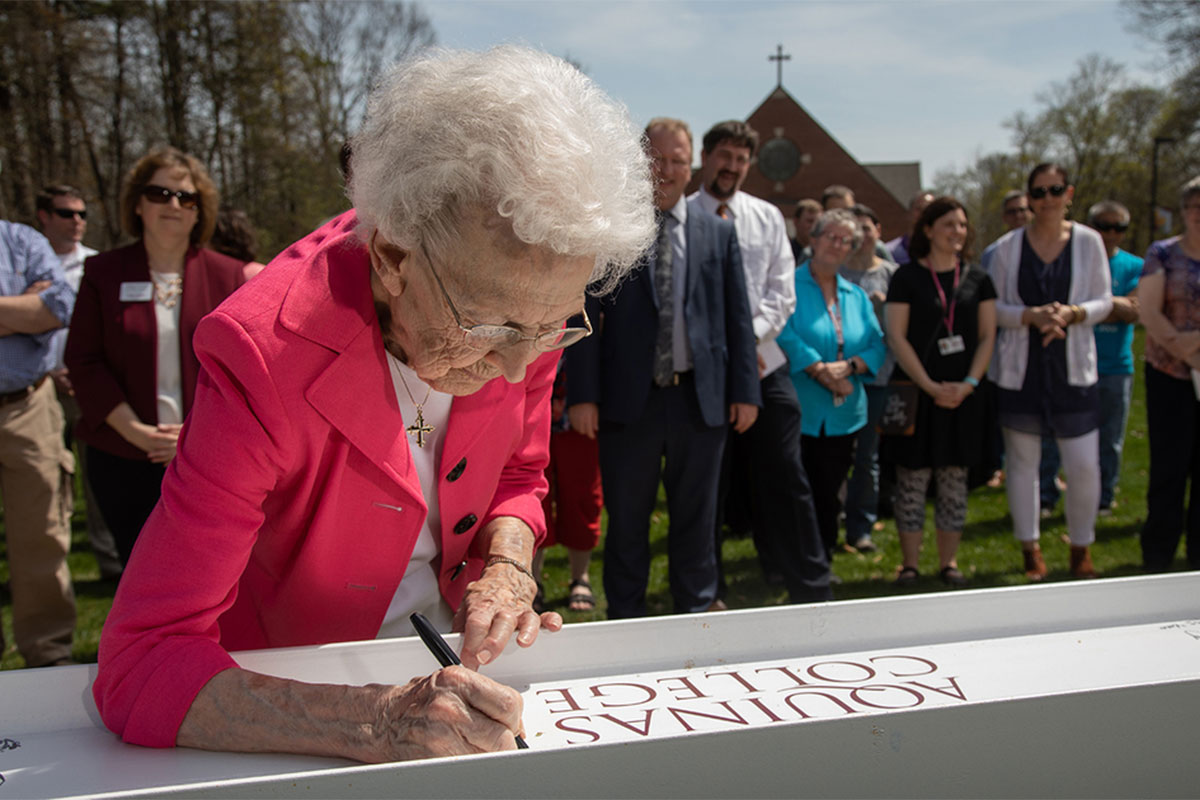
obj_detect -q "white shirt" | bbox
[51,243,97,370]
[151,272,184,425]
[689,187,796,375]
[377,352,456,639]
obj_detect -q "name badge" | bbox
[119,281,153,302]
[937,335,966,356]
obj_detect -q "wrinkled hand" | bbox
[132,422,181,463]
[567,402,598,439]
[729,402,758,433]
[455,563,561,670]
[371,665,525,760]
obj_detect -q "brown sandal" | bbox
[567,579,595,611]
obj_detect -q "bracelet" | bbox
[484,556,535,583]
[1072,304,1085,324]
[963,376,979,388]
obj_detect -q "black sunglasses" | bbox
[1093,221,1129,233]
[141,184,200,209]
[1029,184,1067,200]
[50,208,86,220]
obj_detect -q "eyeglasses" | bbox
[1029,185,1067,200]
[820,231,856,248]
[1002,206,1031,216]
[141,184,200,209]
[50,208,86,220]
[1092,221,1129,233]
[420,242,593,352]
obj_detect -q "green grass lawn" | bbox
[0,332,1184,670]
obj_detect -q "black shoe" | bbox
[894,566,919,586]
[939,566,968,588]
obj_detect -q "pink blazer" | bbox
[93,212,556,747]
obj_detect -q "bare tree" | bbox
[0,0,435,257]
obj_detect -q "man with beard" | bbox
[690,120,833,604]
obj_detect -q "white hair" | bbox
[349,45,655,293]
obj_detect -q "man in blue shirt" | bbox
[1039,201,1142,515]
[1088,201,1143,513]
[0,220,77,667]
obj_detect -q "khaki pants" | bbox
[0,378,75,666]
[57,390,121,578]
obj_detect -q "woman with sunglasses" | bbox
[987,162,1112,581]
[64,147,246,566]
[1137,175,1200,572]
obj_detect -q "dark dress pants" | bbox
[716,369,832,603]
[599,377,726,618]
[86,445,167,567]
[1142,363,1200,571]
[800,431,857,563]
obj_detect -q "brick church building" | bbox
[688,74,920,243]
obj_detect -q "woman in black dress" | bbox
[884,197,996,587]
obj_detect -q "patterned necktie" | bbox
[716,202,730,219]
[652,211,675,387]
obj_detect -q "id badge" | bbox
[937,334,966,356]
[119,281,153,302]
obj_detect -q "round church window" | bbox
[758,137,801,182]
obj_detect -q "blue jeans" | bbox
[1039,373,1132,509]
[1097,373,1133,507]
[1040,436,1061,508]
[844,385,886,545]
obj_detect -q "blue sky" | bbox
[424,0,1164,184]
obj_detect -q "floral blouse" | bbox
[1144,236,1200,380]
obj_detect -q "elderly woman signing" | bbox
[93,47,654,762]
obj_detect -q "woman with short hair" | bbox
[777,209,886,563]
[92,46,655,763]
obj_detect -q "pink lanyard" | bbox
[929,262,961,335]
[826,297,845,360]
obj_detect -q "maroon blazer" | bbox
[64,242,246,460]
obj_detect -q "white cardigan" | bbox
[987,223,1112,390]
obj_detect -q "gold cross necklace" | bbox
[396,364,435,448]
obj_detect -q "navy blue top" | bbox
[997,230,1099,438]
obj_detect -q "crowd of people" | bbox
[0,43,1198,764]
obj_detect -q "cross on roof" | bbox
[768,44,791,88]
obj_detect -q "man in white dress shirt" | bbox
[690,120,832,603]
[36,184,120,579]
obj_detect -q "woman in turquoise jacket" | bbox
[778,209,886,562]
